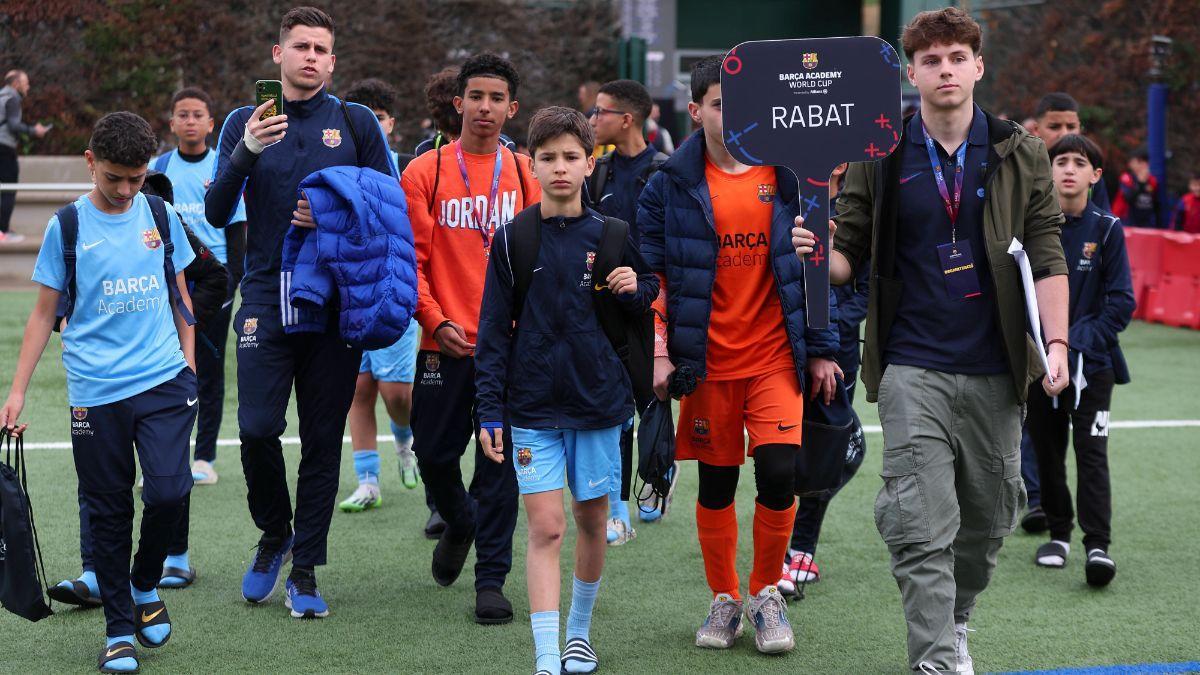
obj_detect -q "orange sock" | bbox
[749,499,798,596]
[695,501,740,599]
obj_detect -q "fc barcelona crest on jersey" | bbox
[425,353,440,372]
[586,251,596,271]
[694,417,710,436]
[243,317,258,335]
[1082,242,1097,259]
[516,447,533,467]
[72,407,88,421]
[757,183,776,203]
[322,129,342,148]
[802,52,819,70]
[142,228,162,250]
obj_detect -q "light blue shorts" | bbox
[511,424,624,502]
[359,319,419,383]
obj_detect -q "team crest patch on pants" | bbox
[322,129,342,148]
[693,417,710,436]
[243,317,258,335]
[72,407,88,420]
[516,447,533,466]
[425,353,440,372]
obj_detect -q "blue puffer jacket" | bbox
[637,130,839,386]
[282,166,418,349]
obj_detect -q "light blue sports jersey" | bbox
[152,148,246,263]
[32,192,196,407]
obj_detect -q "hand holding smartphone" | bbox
[247,80,287,150]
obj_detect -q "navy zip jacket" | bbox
[1062,202,1135,384]
[206,88,397,316]
[637,130,839,386]
[475,208,659,430]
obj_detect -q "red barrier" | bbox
[1125,227,1200,329]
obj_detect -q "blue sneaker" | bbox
[638,463,679,522]
[285,571,329,619]
[241,533,293,603]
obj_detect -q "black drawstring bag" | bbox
[0,428,53,621]
[633,399,675,511]
[795,377,856,497]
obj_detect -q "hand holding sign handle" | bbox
[721,37,902,328]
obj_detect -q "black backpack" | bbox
[585,150,669,211]
[507,205,655,498]
[0,428,52,621]
[53,194,195,331]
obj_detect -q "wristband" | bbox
[435,320,455,335]
[243,123,266,155]
[1046,338,1069,351]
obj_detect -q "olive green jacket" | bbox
[833,109,1068,404]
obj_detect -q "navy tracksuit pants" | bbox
[233,303,361,568]
[411,350,518,591]
[193,225,245,463]
[71,368,196,638]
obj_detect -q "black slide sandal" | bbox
[98,641,138,673]
[48,579,103,607]
[134,599,171,648]
[158,566,197,589]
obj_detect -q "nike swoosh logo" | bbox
[533,267,543,272]
[141,607,164,622]
[82,240,104,250]
[899,172,923,184]
[105,646,132,658]
[588,476,609,488]
[186,398,198,406]
[777,423,799,432]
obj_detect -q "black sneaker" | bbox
[1020,505,1048,534]
[475,586,513,625]
[1085,549,1116,587]
[431,520,476,587]
[1035,540,1069,568]
[424,509,447,539]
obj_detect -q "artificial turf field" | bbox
[1,288,1198,674]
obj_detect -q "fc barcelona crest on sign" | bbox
[142,228,162,250]
[757,183,776,203]
[322,129,342,148]
[425,353,441,373]
[72,407,88,421]
[802,52,819,70]
[516,447,533,467]
[243,317,258,335]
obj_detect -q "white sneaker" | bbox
[191,459,218,485]
[695,593,743,649]
[338,483,382,512]
[744,586,794,654]
[605,517,636,546]
[397,445,419,489]
[954,623,975,675]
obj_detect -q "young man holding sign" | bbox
[793,8,1069,674]
[640,56,841,656]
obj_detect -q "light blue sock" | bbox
[165,551,190,571]
[531,610,560,674]
[566,576,600,642]
[104,635,138,672]
[607,488,629,524]
[353,449,380,485]
[78,569,100,596]
[391,421,413,450]
[130,584,170,645]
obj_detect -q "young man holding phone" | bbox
[793,8,1069,673]
[205,6,396,619]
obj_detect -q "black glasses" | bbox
[587,106,629,118]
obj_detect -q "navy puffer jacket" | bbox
[637,130,839,386]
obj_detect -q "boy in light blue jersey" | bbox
[152,87,246,488]
[2,112,198,674]
[334,78,434,530]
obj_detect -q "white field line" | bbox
[19,419,1200,451]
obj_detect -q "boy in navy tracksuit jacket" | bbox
[1027,134,1134,587]
[475,107,658,675]
[204,7,396,617]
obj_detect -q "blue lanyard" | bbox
[454,141,504,248]
[921,122,967,243]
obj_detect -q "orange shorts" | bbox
[676,367,805,466]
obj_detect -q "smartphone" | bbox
[255,80,283,121]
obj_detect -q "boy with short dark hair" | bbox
[475,104,657,675]
[2,111,198,674]
[1030,92,1110,210]
[1112,147,1161,228]
[1029,134,1134,586]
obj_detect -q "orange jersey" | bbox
[703,159,792,380]
[402,140,540,351]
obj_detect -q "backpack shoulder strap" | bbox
[428,144,443,215]
[588,153,613,208]
[55,203,80,327]
[153,152,171,173]
[145,195,196,326]
[510,147,528,206]
[592,216,630,356]
[339,98,362,165]
[509,205,542,322]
